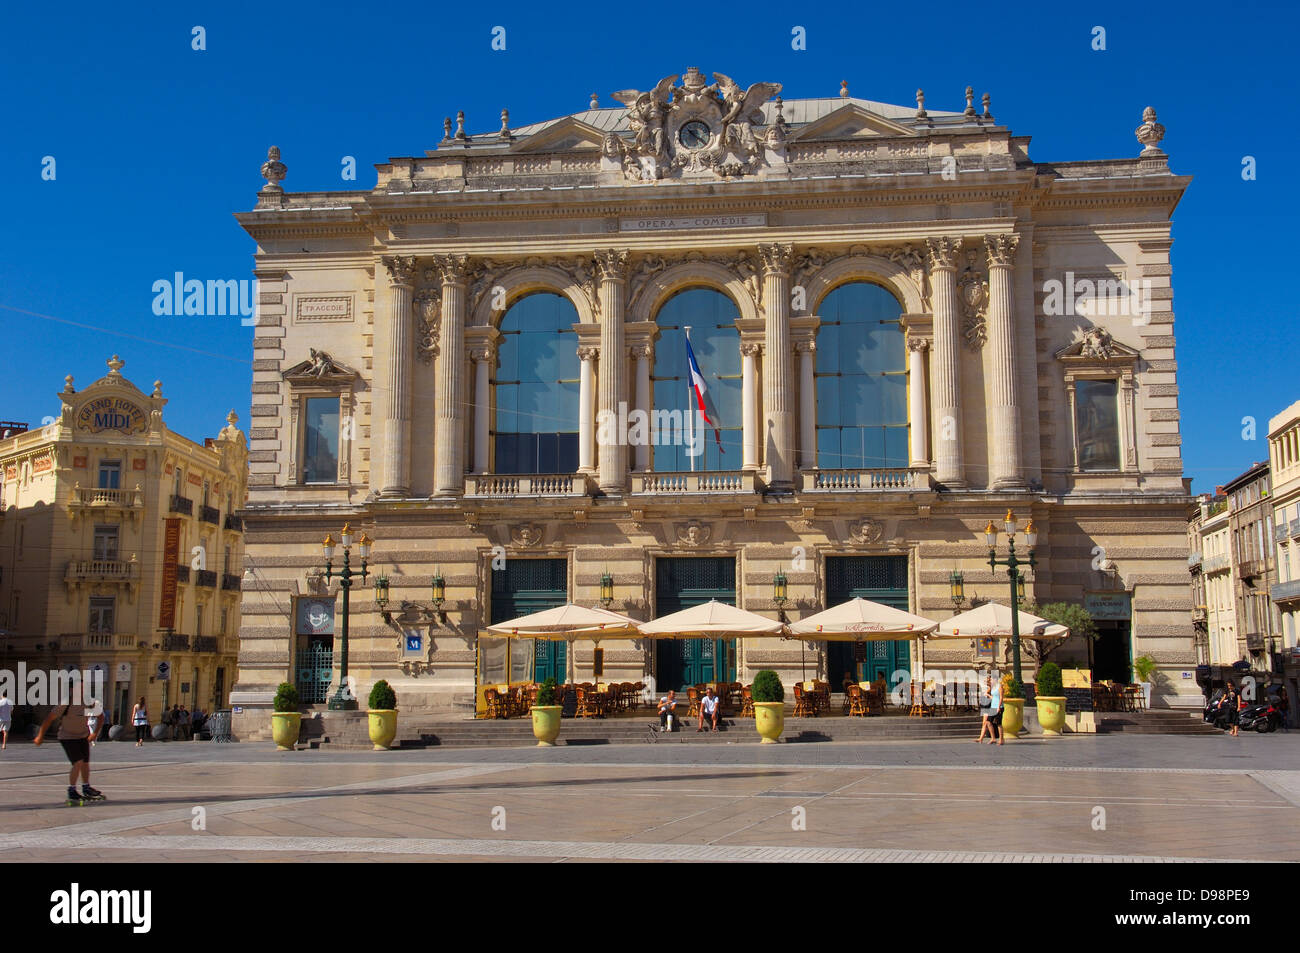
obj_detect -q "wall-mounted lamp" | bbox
[600,570,614,608]
[949,570,965,608]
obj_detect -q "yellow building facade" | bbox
[0,356,248,727]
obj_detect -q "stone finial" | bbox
[260,146,287,192]
[1135,106,1166,156]
[916,88,927,118]
[499,108,512,139]
[226,409,239,427]
[454,111,468,141]
[63,374,75,394]
[443,116,452,139]
[152,380,163,398]
[107,355,124,375]
[982,93,992,120]
[590,92,599,109]
[964,86,976,117]
[840,80,849,99]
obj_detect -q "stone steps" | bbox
[1095,711,1221,736]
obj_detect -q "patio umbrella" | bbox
[788,597,939,639]
[637,600,786,638]
[482,603,642,686]
[927,602,1069,641]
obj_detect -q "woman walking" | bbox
[1226,683,1240,737]
[131,696,149,747]
[987,673,1004,746]
[974,674,994,743]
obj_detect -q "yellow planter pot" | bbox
[368,710,398,750]
[531,706,562,746]
[1036,696,1067,735]
[270,712,301,751]
[753,701,785,744]
[1001,698,1024,739]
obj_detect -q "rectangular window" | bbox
[1075,379,1120,471]
[93,525,119,561]
[89,597,115,634]
[220,608,229,635]
[97,462,121,490]
[302,398,340,484]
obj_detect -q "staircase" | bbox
[1095,711,1222,736]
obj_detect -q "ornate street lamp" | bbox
[949,570,965,609]
[322,523,373,710]
[773,569,788,608]
[985,510,1037,683]
[374,574,391,623]
[600,570,614,609]
[429,568,446,622]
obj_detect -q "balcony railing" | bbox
[631,470,758,495]
[221,573,242,591]
[65,559,139,583]
[1238,559,1265,580]
[1272,579,1300,603]
[169,494,193,516]
[70,485,143,509]
[1187,552,1203,569]
[224,514,243,532]
[193,636,219,653]
[1245,631,1265,651]
[162,633,190,651]
[1203,554,1231,573]
[801,468,930,492]
[86,631,114,648]
[1291,519,1300,538]
[464,473,591,498]
[199,505,220,525]
[1276,525,1291,544]
[195,569,217,588]
[175,564,190,583]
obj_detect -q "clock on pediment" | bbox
[678,120,712,151]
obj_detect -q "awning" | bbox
[788,597,938,641]
[927,602,1069,640]
[637,600,786,638]
[481,603,642,640]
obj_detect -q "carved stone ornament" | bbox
[606,68,782,181]
[414,289,441,364]
[925,236,963,271]
[260,146,287,192]
[1078,326,1115,360]
[1135,106,1166,156]
[984,233,1020,268]
[282,350,359,386]
[956,249,989,350]
[383,255,419,287]
[510,523,544,548]
[886,244,931,309]
[675,520,712,548]
[848,518,885,546]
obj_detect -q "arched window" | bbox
[652,288,742,471]
[494,293,579,474]
[815,282,907,469]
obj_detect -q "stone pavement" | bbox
[1,735,1297,862]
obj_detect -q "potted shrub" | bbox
[1132,654,1157,709]
[367,679,398,750]
[1001,673,1025,739]
[531,677,562,746]
[1035,662,1066,735]
[271,682,301,750]
[751,670,785,743]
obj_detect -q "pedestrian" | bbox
[181,705,192,741]
[86,705,101,747]
[1278,684,1291,732]
[34,701,105,804]
[1227,682,1241,737]
[987,673,1004,746]
[657,689,678,732]
[0,690,11,750]
[974,674,992,742]
[697,686,721,732]
[131,696,148,746]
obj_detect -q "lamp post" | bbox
[985,510,1037,684]
[322,523,372,711]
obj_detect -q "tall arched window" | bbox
[815,282,907,469]
[494,292,579,474]
[652,288,742,471]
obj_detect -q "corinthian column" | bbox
[796,340,816,471]
[595,250,628,492]
[759,243,794,488]
[926,237,965,488]
[433,254,470,496]
[577,345,598,474]
[380,255,417,497]
[985,233,1024,488]
[741,342,761,471]
[632,342,652,472]
[907,338,931,468]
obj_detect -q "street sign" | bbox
[156,661,171,680]
[403,629,423,657]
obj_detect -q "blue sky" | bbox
[1,0,1294,494]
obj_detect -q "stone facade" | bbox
[231,72,1200,735]
[0,357,248,724]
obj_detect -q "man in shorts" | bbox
[34,701,105,804]
[0,690,12,750]
[698,686,722,732]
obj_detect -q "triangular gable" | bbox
[283,350,359,386]
[789,103,916,141]
[1054,327,1140,364]
[510,116,608,153]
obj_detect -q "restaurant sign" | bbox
[296,597,335,637]
[77,396,147,435]
[1083,592,1132,621]
[159,519,180,629]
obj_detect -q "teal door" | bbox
[826,556,911,686]
[491,558,568,683]
[654,557,738,691]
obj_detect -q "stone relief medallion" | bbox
[510,523,544,548]
[675,520,712,548]
[957,250,988,350]
[848,518,885,546]
[414,289,440,363]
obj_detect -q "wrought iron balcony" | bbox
[162,633,190,651]
[1187,552,1203,570]
[631,470,758,495]
[195,569,217,588]
[224,514,243,532]
[1276,524,1291,544]
[221,573,242,591]
[1271,579,1300,603]
[175,564,190,583]
[199,505,220,525]
[1245,631,1265,651]
[801,468,930,492]
[169,494,193,516]
[1238,559,1265,580]
[464,473,591,498]
[1203,554,1231,574]
[193,636,219,653]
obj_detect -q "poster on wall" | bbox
[296,597,336,637]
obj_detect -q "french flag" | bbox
[684,333,724,452]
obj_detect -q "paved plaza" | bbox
[1,735,1296,863]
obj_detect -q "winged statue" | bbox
[612,74,678,159]
[713,73,781,156]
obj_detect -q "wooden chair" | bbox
[484,688,507,720]
[632,682,646,710]
[686,687,701,718]
[866,686,884,715]
[793,683,813,717]
[848,685,867,717]
[575,687,595,719]
[741,685,754,717]
[908,682,928,717]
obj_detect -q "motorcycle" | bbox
[1203,690,1232,730]
[1236,699,1283,733]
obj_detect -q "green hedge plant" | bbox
[273,682,299,713]
[368,679,397,711]
[1037,662,1063,697]
[1001,672,1024,699]
[751,670,784,703]
[535,677,558,707]
[1132,655,1157,683]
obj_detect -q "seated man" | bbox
[657,690,678,732]
[698,686,721,732]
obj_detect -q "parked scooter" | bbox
[1203,689,1232,730]
[1237,699,1283,733]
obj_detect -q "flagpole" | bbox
[684,326,695,473]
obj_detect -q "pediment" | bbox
[1054,327,1140,364]
[789,104,916,142]
[283,350,359,386]
[511,117,607,153]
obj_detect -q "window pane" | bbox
[494,293,579,473]
[1076,380,1120,471]
[302,398,339,484]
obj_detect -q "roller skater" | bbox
[34,701,105,806]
